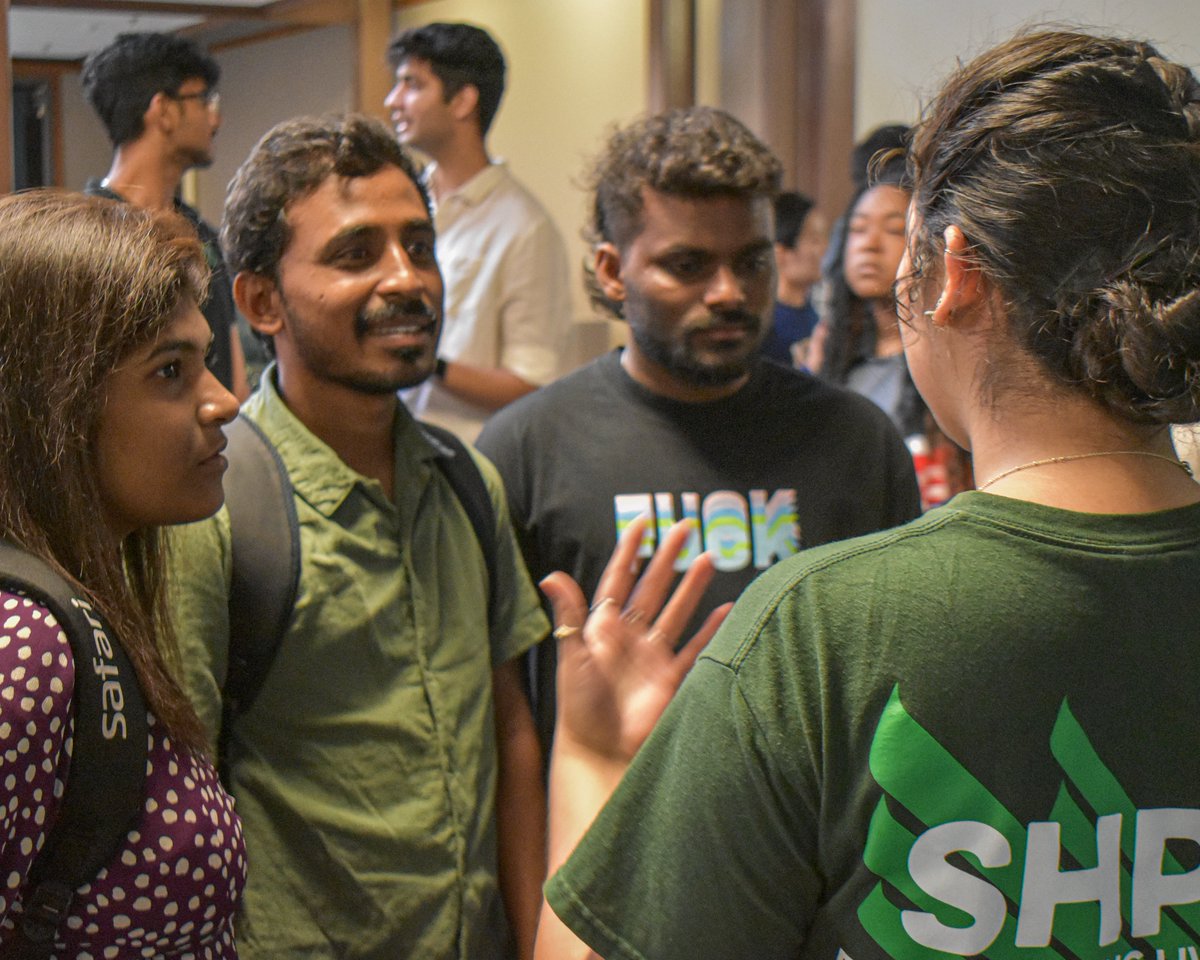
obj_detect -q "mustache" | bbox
[355,300,438,336]
[688,309,762,332]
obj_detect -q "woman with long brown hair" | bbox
[535,28,1200,960]
[0,190,243,956]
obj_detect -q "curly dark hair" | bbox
[584,106,782,317]
[81,32,219,147]
[221,113,430,280]
[387,22,506,136]
[906,29,1200,425]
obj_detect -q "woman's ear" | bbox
[594,243,626,303]
[929,225,986,328]
[233,272,285,338]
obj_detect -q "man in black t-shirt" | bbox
[81,32,247,397]
[477,107,920,750]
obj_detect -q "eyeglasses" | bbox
[167,89,220,112]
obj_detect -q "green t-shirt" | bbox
[548,492,1200,960]
[170,371,549,960]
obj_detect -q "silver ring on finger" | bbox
[590,596,617,614]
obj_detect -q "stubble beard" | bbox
[282,298,440,396]
[628,310,766,388]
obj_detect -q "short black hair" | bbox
[774,191,815,247]
[81,32,219,147]
[387,22,506,136]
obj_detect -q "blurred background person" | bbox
[762,190,826,369]
[817,143,971,508]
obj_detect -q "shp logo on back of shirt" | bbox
[613,488,799,572]
[857,687,1200,960]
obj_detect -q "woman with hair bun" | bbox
[535,29,1200,960]
[0,190,244,956]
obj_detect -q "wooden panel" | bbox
[0,0,12,194]
[13,59,64,186]
[648,0,695,112]
[354,0,391,121]
[717,0,856,220]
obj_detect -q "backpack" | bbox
[0,543,148,960]
[217,413,498,775]
[1,414,498,954]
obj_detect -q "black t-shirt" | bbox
[84,180,236,391]
[477,350,921,746]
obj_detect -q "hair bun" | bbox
[1145,55,1200,139]
[1078,277,1200,422]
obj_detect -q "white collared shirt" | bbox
[405,161,571,441]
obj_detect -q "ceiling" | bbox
[9,0,347,62]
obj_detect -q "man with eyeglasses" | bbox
[82,32,247,398]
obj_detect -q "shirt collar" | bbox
[244,364,442,517]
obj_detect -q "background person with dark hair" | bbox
[477,106,919,754]
[385,21,571,441]
[817,145,972,508]
[763,190,826,367]
[81,31,248,399]
[536,29,1200,960]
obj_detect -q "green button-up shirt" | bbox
[170,371,549,959]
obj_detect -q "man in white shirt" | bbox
[385,22,571,441]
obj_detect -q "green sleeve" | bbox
[545,606,824,960]
[469,446,550,666]
[167,508,233,746]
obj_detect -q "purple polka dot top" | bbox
[0,590,246,958]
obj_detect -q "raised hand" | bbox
[540,517,730,763]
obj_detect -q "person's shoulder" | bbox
[484,164,560,228]
[478,354,614,449]
[756,359,887,417]
[705,508,958,665]
[0,587,75,711]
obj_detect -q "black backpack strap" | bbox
[220,414,300,776]
[0,542,147,960]
[417,423,499,630]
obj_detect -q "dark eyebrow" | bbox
[143,336,212,362]
[319,220,433,256]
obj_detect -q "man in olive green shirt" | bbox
[170,115,548,960]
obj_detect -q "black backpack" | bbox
[0,543,148,960]
[3,414,498,955]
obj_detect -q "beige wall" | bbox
[194,24,356,223]
[393,0,647,332]
[855,0,1200,137]
[61,66,114,191]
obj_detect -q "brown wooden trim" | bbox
[0,0,12,194]
[354,0,391,121]
[814,0,855,218]
[13,57,78,74]
[648,0,695,112]
[12,60,63,186]
[12,0,276,16]
[258,0,352,25]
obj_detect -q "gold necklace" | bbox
[978,450,1194,491]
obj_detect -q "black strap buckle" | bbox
[19,880,74,943]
